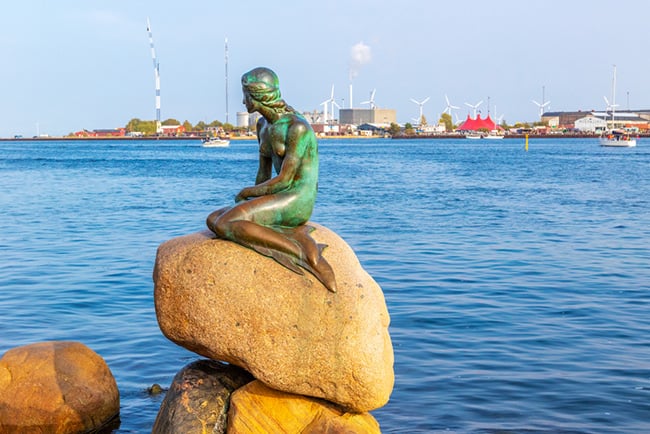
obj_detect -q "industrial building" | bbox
[339,108,397,126]
[543,110,650,132]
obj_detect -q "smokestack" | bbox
[349,81,353,109]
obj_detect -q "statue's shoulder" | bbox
[286,113,313,134]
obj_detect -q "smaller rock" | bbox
[147,383,165,396]
[227,380,381,434]
[152,359,253,434]
[0,341,119,433]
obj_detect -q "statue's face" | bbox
[242,89,256,113]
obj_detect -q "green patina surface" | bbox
[207,67,335,292]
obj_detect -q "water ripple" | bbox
[2,139,650,432]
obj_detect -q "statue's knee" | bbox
[207,214,226,237]
[216,218,237,240]
[206,214,217,233]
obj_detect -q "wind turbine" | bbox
[320,85,336,123]
[603,95,618,113]
[532,85,550,118]
[361,89,377,109]
[532,100,550,118]
[330,97,341,122]
[464,100,483,118]
[442,95,460,116]
[410,97,430,125]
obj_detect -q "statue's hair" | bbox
[242,67,295,113]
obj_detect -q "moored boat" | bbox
[599,130,636,147]
[484,132,504,140]
[202,136,230,147]
[600,65,637,148]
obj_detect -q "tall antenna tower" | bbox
[147,18,162,134]
[225,37,229,125]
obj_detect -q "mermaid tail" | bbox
[248,225,337,292]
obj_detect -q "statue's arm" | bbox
[236,121,308,200]
[255,152,273,185]
[235,119,272,202]
[253,117,272,183]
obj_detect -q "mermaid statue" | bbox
[206,67,336,292]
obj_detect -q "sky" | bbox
[1,0,648,137]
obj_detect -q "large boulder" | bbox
[227,380,381,434]
[153,224,393,412]
[0,341,119,433]
[152,359,253,434]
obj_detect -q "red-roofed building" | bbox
[161,124,185,136]
[456,114,501,132]
[73,128,126,137]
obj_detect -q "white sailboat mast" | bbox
[611,64,617,126]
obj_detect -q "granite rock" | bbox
[153,224,393,412]
[152,359,253,434]
[0,341,119,433]
[227,380,381,434]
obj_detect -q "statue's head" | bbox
[241,67,281,103]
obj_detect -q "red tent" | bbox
[456,114,501,131]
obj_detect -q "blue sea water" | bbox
[1,138,649,433]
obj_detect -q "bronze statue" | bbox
[207,67,336,292]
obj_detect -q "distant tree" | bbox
[209,120,223,128]
[182,120,193,132]
[222,123,234,132]
[125,118,157,135]
[195,121,207,132]
[162,118,180,125]
[404,122,415,136]
[439,113,453,131]
[125,118,142,132]
[389,122,401,136]
[140,121,158,135]
[420,115,427,126]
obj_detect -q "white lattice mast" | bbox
[225,37,229,125]
[147,18,162,134]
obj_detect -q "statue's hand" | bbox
[235,187,254,202]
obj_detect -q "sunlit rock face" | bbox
[153,225,394,412]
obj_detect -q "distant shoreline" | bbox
[1,133,646,142]
[0,135,369,142]
[0,135,378,142]
[0,135,205,142]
